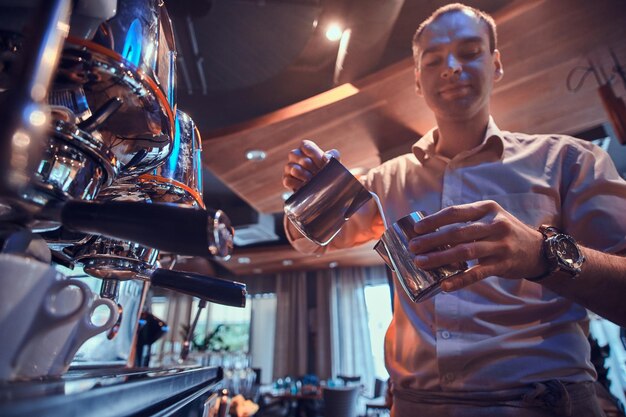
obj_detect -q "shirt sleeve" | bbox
[561,140,626,254]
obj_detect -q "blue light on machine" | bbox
[122,19,143,67]
[196,148,203,193]
[168,55,176,110]
[168,113,181,173]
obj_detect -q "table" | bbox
[262,387,321,417]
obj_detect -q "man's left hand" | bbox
[408,200,548,291]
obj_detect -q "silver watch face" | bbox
[552,234,584,271]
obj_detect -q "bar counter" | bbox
[0,365,222,417]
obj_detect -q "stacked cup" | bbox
[0,254,118,380]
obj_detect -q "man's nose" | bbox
[442,54,462,79]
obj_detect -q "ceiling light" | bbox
[28,109,47,127]
[282,259,293,266]
[245,149,266,161]
[325,24,343,42]
[237,257,251,264]
[329,261,339,268]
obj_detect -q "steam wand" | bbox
[180,299,207,361]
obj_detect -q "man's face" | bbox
[414,10,502,121]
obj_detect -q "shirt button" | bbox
[444,373,455,383]
[441,330,451,339]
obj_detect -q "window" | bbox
[364,284,393,379]
[197,298,252,353]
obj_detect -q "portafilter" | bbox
[42,200,244,306]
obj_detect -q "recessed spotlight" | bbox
[329,261,339,268]
[29,109,47,127]
[325,23,343,41]
[282,259,293,266]
[245,149,266,161]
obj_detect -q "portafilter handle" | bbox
[148,268,247,308]
[49,201,233,258]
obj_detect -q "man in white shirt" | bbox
[283,3,626,416]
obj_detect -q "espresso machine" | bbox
[0,0,244,415]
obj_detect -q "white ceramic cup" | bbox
[0,254,90,380]
[13,285,119,378]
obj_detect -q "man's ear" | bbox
[414,68,423,96]
[493,49,504,82]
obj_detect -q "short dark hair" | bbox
[412,3,497,65]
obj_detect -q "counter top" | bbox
[0,365,222,417]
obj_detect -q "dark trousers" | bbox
[391,381,607,417]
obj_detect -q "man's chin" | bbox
[435,104,483,121]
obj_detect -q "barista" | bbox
[282,3,626,416]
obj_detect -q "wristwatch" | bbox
[526,225,585,282]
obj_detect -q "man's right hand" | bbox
[282,139,340,192]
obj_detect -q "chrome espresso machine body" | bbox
[0,1,243,415]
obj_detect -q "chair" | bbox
[322,386,360,417]
[252,367,262,384]
[365,397,390,416]
[364,378,390,416]
[337,375,361,386]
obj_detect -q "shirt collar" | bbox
[412,116,505,163]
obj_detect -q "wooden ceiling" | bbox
[203,0,626,276]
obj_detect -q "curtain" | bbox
[315,270,333,380]
[158,291,193,363]
[250,295,277,384]
[328,266,376,394]
[271,265,385,391]
[273,271,309,379]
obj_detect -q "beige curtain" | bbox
[250,295,277,384]
[327,267,377,392]
[273,271,309,379]
[272,266,381,391]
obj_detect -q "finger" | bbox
[413,240,498,270]
[282,174,304,192]
[413,201,499,234]
[287,149,318,173]
[440,261,500,291]
[409,221,491,254]
[284,162,314,183]
[300,140,327,169]
[324,148,341,162]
